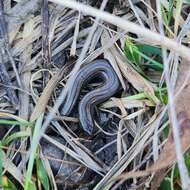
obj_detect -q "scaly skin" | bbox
[61,59,120,134]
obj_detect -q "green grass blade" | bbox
[0,120,33,126]
[24,113,44,190]
[124,38,163,72]
[36,158,50,190]
[134,48,163,71]
[2,131,31,146]
[137,44,162,56]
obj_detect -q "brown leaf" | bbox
[175,59,190,118]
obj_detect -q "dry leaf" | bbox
[175,59,190,117]
[102,97,154,109]
[30,69,64,121]
[101,30,126,90]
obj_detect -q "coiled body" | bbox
[61,59,120,134]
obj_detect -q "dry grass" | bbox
[0,0,190,189]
